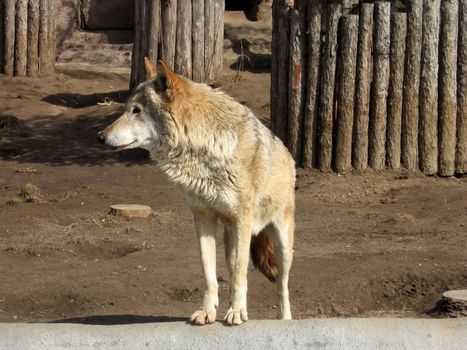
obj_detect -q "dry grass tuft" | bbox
[19,183,42,203]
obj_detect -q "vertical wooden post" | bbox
[192,0,205,82]
[47,0,56,75]
[27,0,40,77]
[270,0,280,138]
[0,1,3,73]
[212,0,224,82]
[438,0,458,176]
[419,0,440,175]
[288,2,306,163]
[175,0,192,78]
[3,0,16,75]
[162,0,177,69]
[147,0,161,69]
[386,12,407,169]
[334,14,358,173]
[204,0,215,82]
[401,0,423,170]
[318,2,341,172]
[15,0,28,76]
[369,1,390,170]
[38,0,50,77]
[353,3,373,171]
[271,0,292,142]
[456,0,467,174]
[130,0,142,88]
[303,0,323,168]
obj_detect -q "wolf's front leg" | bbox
[224,217,252,325]
[190,211,219,325]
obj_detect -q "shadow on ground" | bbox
[51,314,187,325]
[0,107,150,167]
[43,90,129,109]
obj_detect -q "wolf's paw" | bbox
[190,309,217,325]
[224,307,248,326]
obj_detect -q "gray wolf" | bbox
[97,58,295,325]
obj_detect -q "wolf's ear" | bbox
[144,57,158,78]
[154,60,184,99]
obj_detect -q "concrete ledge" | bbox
[1,318,466,350]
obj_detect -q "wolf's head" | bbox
[97,58,187,154]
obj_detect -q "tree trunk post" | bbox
[287,2,306,163]
[401,0,423,170]
[192,0,205,82]
[302,0,324,168]
[456,0,467,174]
[27,0,40,77]
[3,0,16,75]
[334,14,359,173]
[438,0,458,176]
[318,2,342,172]
[386,12,407,169]
[175,0,192,78]
[353,3,374,171]
[368,1,390,170]
[419,0,441,175]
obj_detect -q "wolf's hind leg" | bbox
[190,211,219,325]
[271,201,294,320]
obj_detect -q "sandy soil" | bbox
[0,15,466,324]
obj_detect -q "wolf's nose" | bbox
[96,131,105,143]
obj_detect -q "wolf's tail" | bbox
[250,230,279,282]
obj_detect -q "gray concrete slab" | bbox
[0,318,466,350]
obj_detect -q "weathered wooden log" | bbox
[0,0,4,73]
[147,0,161,71]
[386,12,407,169]
[27,0,40,77]
[162,0,177,69]
[192,0,205,82]
[130,0,142,88]
[46,0,56,75]
[38,0,51,77]
[401,0,423,170]
[318,2,341,172]
[204,0,215,82]
[134,0,148,87]
[352,3,373,171]
[287,2,306,163]
[14,0,28,76]
[368,1,390,170]
[456,0,467,174]
[271,0,291,142]
[3,0,15,75]
[270,0,280,138]
[175,0,192,78]
[438,0,458,176]
[419,0,441,175]
[334,14,358,173]
[302,0,323,168]
[212,0,224,83]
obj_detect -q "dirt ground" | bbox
[1,15,466,324]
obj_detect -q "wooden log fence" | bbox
[0,0,55,77]
[131,0,224,89]
[271,0,467,176]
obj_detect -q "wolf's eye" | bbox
[132,106,141,114]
